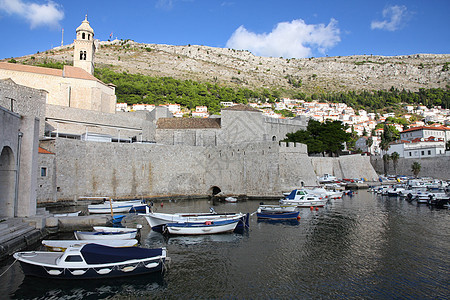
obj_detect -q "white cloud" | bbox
[371,5,408,31]
[226,19,341,58]
[0,0,64,28]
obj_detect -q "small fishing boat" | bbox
[224,197,237,203]
[54,211,81,217]
[14,244,167,279]
[256,210,300,220]
[74,226,141,240]
[88,199,146,214]
[142,211,245,229]
[165,219,239,235]
[42,239,138,252]
[258,204,297,212]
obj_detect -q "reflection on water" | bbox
[1,191,449,299]
[11,273,166,300]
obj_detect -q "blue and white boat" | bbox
[165,219,239,235]
[88,199,147,214]
[142,211,246,230]
[280,189,327,207]
[13,244,167,279]
[256,210,300,220]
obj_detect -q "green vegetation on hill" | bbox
[95,68,283,114]
[93,68,450,113]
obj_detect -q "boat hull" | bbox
[74,231,137,240]
[256,211,300,220]
[280,199,327,207]
[17,258,164,279]
[166,220,239,235]
[42,239,138,252]
[143,212,244,229]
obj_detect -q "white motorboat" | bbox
[165,219,239,235]
[141,211,245,229]
[88,199,146,214]
[225,197,237,202]
[42,239,138,252]
[318,174,337,184]
[279,189,328,207]
[14,244,167,279]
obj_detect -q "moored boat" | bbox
[141,211,246,229]
[256,210,300,220]
[14,244,167,279]
[280,189,328,207]
[164,219,239,235]
[88,199,147,214]
[225,196,237,203]
[74,226,141,240]
[42,239,138,252]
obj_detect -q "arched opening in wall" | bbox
[272,136,276,141]
[0,146,16,218]
[82,32,85,39]
[210,186,221,196]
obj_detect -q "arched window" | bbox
[88,34,90,40]
[83,51,87,60]
[80,51,87,60]
[272,136,276,141]
[79,51,83,60]
[82,32,85,39]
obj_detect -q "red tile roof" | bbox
[0,62,103,84]
[38,147,54,154]
[402,125,450,133]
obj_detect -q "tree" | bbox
[391,152,400,174]
[283,120,350,156]
[383,154,391,176]
[411,162,421,178]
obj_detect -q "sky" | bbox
[0,0,449,60]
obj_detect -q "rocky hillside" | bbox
[7,39,450,94]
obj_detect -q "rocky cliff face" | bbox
[9,40,450,93]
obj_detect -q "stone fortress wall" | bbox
[38,138,322,202]
[370,156,450,180]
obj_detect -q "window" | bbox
[65,255,83,262]
[421,151,424,155]
[82,32,85,39]
[40,167,47,177]
[409,152,412,156]
[428,150,431,155]
[79,51,87,60]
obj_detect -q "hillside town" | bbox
[118,99,450,158]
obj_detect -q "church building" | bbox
[0,16,116,114]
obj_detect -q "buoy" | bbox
[297,216,301,220]
[310,206,313,211]
[160,202,163,207]
[315,207,319,211]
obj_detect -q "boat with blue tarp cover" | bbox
[13,244,168,279]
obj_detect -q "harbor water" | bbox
[1,190,449,299]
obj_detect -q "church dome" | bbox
[76,16,94,35]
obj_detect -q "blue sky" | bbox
[0,0,449,60]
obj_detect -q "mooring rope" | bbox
[0,258,18,277]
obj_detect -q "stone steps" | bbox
[0,218,45,260]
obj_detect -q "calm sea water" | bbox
[1,190,449,299]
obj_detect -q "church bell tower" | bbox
[73,15,95,75]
